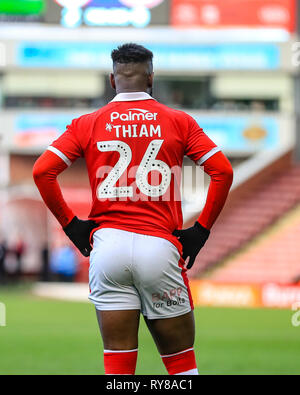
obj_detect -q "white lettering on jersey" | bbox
[111,108,158,122]
[113,124,161,138]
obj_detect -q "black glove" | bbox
[173,221,210,269]
[63,216,98,257]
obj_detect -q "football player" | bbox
[33,43,233,375]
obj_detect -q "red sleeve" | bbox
[49,118,83,164]
[197,151,233,230]
[185,115,220,164]
[33,150,75,228]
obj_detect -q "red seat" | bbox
[189,164,300,284]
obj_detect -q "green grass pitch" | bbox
[0,285,299,375]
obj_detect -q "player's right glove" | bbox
[173,221,210,269]
[63,216,98,257]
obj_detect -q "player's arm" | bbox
[33,150,74,228]
[33,119,97,257]
[173,116,233,269]
[198,150,233,230]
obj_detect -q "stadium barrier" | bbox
[190,280,300,309]
[0,302,6,327]
[32,280,300,310]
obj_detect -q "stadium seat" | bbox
[189,164,300,285]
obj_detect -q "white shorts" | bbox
[88,228,193,320]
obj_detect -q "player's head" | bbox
[110,43,154,95]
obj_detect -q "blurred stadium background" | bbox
[0,0,300,375]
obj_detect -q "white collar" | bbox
[111,92,154,102]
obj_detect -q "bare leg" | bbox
[144,311,195,355]
[96,309,140,350]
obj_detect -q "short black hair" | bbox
[111,43,153,72]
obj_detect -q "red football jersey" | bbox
[49,92,219,247]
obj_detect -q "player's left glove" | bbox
[63,216,98,257]
[173,221,210,269]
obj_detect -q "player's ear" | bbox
[148,72,154,88]
[110,73,116,90]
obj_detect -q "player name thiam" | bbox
[112,124,161,138]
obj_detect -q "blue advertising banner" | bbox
[17,42,280,70]
[194,116,279,153]
[14,113,75,148]
[13,112,279,152]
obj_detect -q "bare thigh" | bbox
[96,309,140,351]
[144,311,195,355]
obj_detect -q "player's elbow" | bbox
[216,153,234,187]
[222,162,234,187]
[32,157,49,184]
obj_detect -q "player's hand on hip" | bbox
[173,221,210,269]
[63,216,98,257]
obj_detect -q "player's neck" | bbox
[116,86,151,94]
[116,89,148,94]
